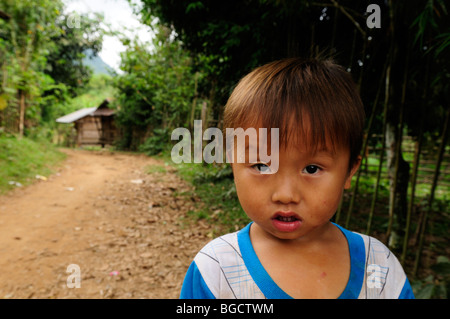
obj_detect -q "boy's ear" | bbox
[344,155,362,189]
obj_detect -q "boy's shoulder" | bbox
[198,230,241,257]
[197,222,254,259]
[192,225,266,299]
[341,227,412,298]
[335,223,397,263]
[347,228,399,265]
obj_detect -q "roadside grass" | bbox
[151,151,250,235]
[0,134,66,194]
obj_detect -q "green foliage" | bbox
[0,133,66,193]
[113,24,197,150]
[0,0,105,136]
[64,74,116,114]
[140,0,450,138]
[44,12,104,97]
[168,159,249,234]
[193,165,233,185]
[0,0,63,125]
[413,256,450,299]
[411,0,448,49]
[139,128,170,155]
[140,0,284,106]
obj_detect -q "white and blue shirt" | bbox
[180,223,414,299]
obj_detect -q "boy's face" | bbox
[231,132,360,242]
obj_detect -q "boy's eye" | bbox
[303,165,321,175]
[252,163,270,173]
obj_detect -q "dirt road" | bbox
[0,148,211,299]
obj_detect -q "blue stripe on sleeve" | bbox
[180,261,216,299]
[399,277,415,299]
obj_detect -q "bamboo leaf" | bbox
[415,282,435,299]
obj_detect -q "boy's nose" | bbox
[270,175,301,204]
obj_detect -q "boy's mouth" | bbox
[271,212,302,232]
[274,215,298,222]
[272,212,301,221]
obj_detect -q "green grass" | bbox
[145,164,167,174]
[363,149,449,201]
[175,163,250,234]
[0,134,66,194]
[151,151,250,235]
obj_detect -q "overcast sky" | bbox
[63,0,154,72]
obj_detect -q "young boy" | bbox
[180,58,415,299]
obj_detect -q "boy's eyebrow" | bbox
[298,146,337,158]
[242,141,338,159]
[315,147,335,154]
[311,148,337,159]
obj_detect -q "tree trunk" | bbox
[383,0,410,249]
[386,61,410,249]
[385,121,410,248]
[344,66,382,229]
[365,64,388,235]
[401,134,422,263]
[401,51,429,264]
[189,72,199,130]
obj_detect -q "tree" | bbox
[113,24,197,151]
[0,0,105,136]
[44,12,104,97]
[0,0,62,136]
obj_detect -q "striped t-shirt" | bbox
[180,222,414,299]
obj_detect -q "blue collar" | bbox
[237,222,365,299]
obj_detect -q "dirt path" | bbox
[0,148,211,299]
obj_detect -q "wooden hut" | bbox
[56,99,117,147]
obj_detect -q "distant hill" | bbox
[83,49,115,75]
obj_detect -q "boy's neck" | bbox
[249,219,351,299]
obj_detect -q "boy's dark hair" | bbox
[223,57,366,169]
